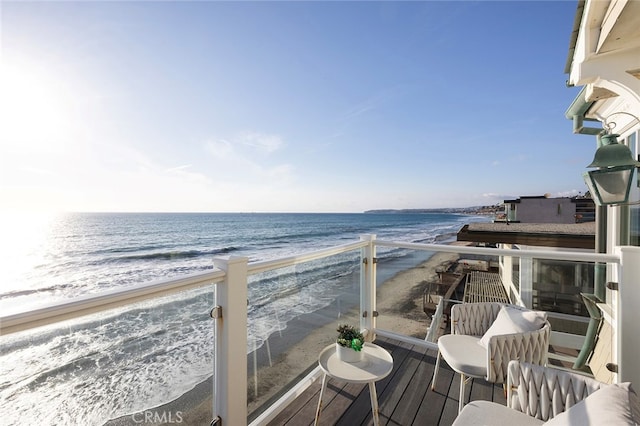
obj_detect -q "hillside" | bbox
[364,205,501,216]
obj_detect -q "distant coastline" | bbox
[364,206,500,216]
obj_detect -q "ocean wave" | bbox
[434,231,458,242]
[91,244,175,255]
[90,246,242,265]
[0,283,76,300]
[0,300,215,425]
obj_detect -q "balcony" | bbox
[1,237,639,425]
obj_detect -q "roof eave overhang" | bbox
[457,224,595,250]
[564,0,586,75]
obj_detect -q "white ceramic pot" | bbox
[336,342,364,363]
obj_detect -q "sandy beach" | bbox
[105,248,463,426]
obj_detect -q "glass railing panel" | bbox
[531,259,595,317]
[247,250,361,422]
[511,258,521,291]
[545,312,590,369]
[546,313,589,336]
[0,286,216,426]
[374,248,442,340]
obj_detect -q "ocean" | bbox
[0,212,488,425]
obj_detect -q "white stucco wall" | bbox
[515,198,578,224]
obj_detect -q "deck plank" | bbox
[387,347,434,425]
[264,381,315,425]
[366,341,428,425]
[415,351,454,426]
[469,378,496,404]
[318,381,367,426]
[271,381,320,426]
[335,339,414,426]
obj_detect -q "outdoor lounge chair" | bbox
[452,360,640,425]
[432,302,551,413]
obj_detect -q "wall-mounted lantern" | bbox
[583,112,640,206]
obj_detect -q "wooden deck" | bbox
[266,336,506,426]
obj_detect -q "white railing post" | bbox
[520,257,533,308]
[499,252,516,302]
[213,256,249,426]
[360,234,377,339]
[617,246,640,387]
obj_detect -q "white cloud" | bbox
[238,131,283,153]
[343,101,376,121]
[165,164,212,184]
[18,166,55,176]
[480,193,515,204]
[205,139,234,160]
[165,164,192,173]
[204,133,293,183]
[482,193,509,199]
[264,164,294,180]
[553,189,582,198]
[341,88,400,122]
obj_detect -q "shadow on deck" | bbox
[267,336,506,426]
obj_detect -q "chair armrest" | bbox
[507,360,604,421]
[451,302,503,336]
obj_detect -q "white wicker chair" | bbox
[432,302,550,413]
[452,360,633,425]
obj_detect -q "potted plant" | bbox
[336,324,365,363]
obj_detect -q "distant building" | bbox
[499,195,595,224]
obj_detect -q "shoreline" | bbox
[104,246,465,426]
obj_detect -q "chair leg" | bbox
[458,373,466,413]
[431,349,441,391]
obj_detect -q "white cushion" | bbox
[453,400,544,426]
[439,334,487,378]
[543,382,640,425]
[479,305,547,348]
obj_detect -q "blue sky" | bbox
[0,1,596,213]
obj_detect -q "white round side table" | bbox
[314,342,393,426]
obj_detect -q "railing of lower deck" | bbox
[371,241,619,360]
[2,236,638,426]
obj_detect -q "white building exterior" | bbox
[503,195,594,224]
[565,0,640,390]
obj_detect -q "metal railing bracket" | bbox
[210,306,222,319]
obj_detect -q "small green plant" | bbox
[336,324,364,351]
